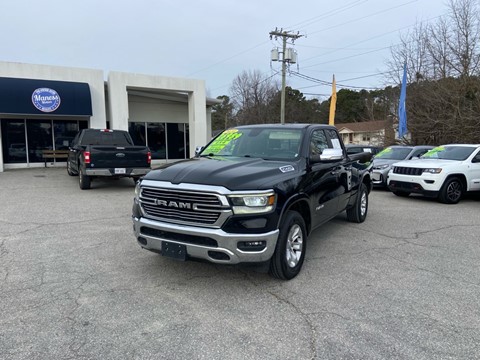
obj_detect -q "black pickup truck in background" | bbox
[67,129,151,189]
[132,124,373,280]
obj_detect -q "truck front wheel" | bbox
[269,210,307,280]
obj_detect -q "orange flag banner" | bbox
[329,74,337,126]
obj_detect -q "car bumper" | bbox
[132,216,279,264]
[85,168,150,176]
[387,172,443,197]
[372,169,388,186]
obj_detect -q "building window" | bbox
[148,123,166,159]
[1,118,87,165]
[128,121,189,160]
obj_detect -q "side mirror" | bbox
[320,148,344,161]
[310,148,344,163]
[195,146,204,157]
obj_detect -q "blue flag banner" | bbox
[398,63,408,138]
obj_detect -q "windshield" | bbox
[81,131,133,146]
[200,127,302,160]
[421,146,475,160]
[374,147,412,160]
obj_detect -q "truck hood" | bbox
[392,158,459,168]
[144,157,303,190]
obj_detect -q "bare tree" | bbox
[426,17,452,79]
[229,70,279,125]
[386,0,480,144]
[447,0,480,77]
[385,21,430,84]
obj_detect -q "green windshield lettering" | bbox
[423,146,445,158]
[375,147,392,158]
[203,130,242,154]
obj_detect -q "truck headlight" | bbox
[423,168,442,174]
[134,181,141,199]
[228,192,276,214]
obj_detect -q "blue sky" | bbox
[0,0,446,99]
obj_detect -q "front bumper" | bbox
[133,216,279,264]
[372,169,388,186]
[85,168,150,176]
[387,172,445,194]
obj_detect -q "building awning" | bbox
[0,77,92,116]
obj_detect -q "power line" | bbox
[306,0,419,37]
[302,13,444,66]
[290,71,383,90]
[185,1,376,78]
[286,0,368,30]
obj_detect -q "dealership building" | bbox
[0,61,217,172]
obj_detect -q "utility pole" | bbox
[269,28,303,124]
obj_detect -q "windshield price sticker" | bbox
[376,148,392,157]
[204,129,242,154]
[424,146,445,157]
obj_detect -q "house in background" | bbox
[335,119,395,146]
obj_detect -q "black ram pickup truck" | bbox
[67,129,151,189]
[132,124,372,279]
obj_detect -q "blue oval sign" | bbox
[32,88,61,112]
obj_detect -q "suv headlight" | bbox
[228,192,276,214]
[423,168,442,174]
[375,164,390,170]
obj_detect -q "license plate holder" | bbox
[161,241,187,261]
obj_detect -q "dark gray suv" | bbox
[372,145,434,188]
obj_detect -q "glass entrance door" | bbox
[1,119,27,163]
[26,120,53,163]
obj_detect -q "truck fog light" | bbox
[237,241,267,252]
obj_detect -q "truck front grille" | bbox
[392,166,423,176]
[139,186,232,227]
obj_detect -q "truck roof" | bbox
[234,123,337,130]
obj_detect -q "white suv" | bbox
[387,144,480,204]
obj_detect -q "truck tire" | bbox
[438,177,463,204]
[346,183,368,223]
[269,210,307,280]
[67,161,78,176]
[79,169,91,190]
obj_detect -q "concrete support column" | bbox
[188,85,208,155]
[107,73,129,131]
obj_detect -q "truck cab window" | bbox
[310,130,329,155]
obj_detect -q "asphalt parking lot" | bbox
[1,167,479,360]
